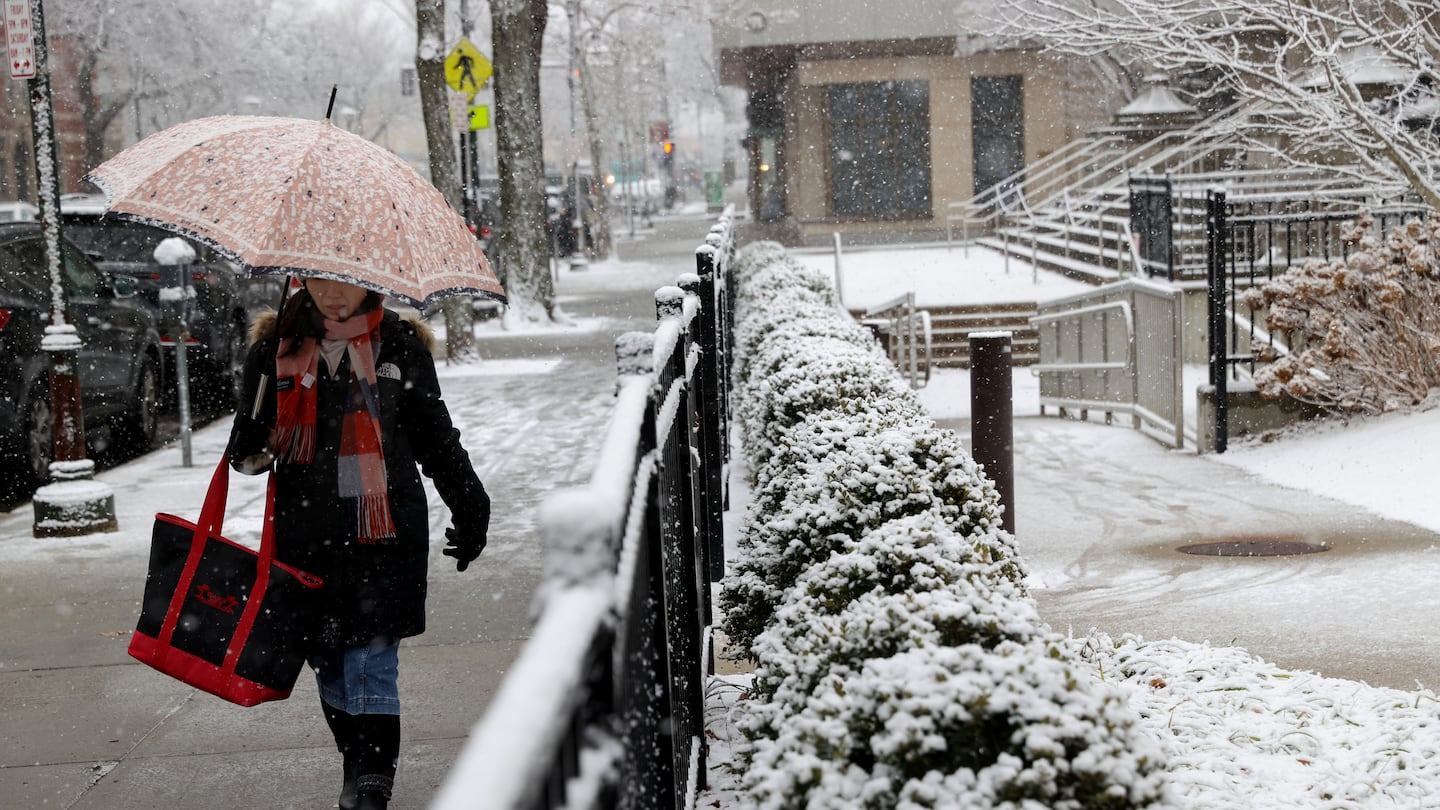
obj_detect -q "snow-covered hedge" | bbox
[720,242,1170,809]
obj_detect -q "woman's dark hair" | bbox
[275,284,383,355]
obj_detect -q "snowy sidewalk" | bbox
[0,213,716,809]
[918,370,1440,693]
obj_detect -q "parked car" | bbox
[59,194,284,408]
[0,222,165,487]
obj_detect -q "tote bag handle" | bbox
[158,458,278,651]
[195,457,276,565]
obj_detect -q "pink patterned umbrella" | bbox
[86,115,506,310]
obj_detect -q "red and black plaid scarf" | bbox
[273,306,395,542]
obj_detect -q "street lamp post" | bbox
[21,0,117,536]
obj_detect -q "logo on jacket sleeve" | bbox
[376,362,401,380]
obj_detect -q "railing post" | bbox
[614,330,680,810]
[1206,188,1229,453]
[684,257,726,583]
[654,289,707,809]
[970,332,1016,536]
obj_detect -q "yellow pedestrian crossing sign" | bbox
[445,38,491,100]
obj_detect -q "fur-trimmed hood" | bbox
[248,309,436,353]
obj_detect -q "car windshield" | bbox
[63,219,183,264]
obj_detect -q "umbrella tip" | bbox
[325,85,338,121]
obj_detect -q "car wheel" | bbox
[24,385,53,486]
[115,358,160,453]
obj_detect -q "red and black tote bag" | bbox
[129,458,323,706]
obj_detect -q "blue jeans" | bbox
[309,639,401,715]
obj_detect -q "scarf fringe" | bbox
[357,493,396,543]
[272,423,316,464]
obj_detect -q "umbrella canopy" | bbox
[86,115,506,311]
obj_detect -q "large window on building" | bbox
[828,80,931,218]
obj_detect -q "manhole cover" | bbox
[1177,535,1329,557]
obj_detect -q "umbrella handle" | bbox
[250,275,292,421]
[251,374,269,420]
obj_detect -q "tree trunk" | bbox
[491,0,554,322]
[579,51,612,260]
[415,0,478,360]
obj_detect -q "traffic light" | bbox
[660,140,674,170]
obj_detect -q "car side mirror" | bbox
[111,273,139,298]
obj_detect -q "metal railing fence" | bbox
[432,207,736,810]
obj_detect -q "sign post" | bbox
[444,38,492,230]
[13,0,118,536]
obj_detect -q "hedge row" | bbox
[718,242,1170,810]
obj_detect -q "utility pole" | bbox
[11,0,118,536]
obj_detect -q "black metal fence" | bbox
[432,209,736,810]
[1203,190,1428,450]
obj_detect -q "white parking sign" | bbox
[4,0,35,79]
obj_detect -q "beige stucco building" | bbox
[713,0,1116,244]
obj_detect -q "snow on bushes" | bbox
[1244,211,1440,415]
[744,512,1040,731]
[720,241,1170,809]
[742,642,1168,810]
[719,423,1021,654]
[737,342,912,472]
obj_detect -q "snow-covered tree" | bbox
[48,0,410,167]
[976,0,1440,207]
[493,0,555,322]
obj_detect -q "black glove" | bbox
[442,526,486,572]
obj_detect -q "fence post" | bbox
[970,332,1015,536]
[688,252,727,582]
[1205,189,1229,453]
[614,330,680,810]
[654,289,707,809]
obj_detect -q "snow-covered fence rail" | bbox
[432,208,736,810]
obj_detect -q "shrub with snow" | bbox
[1245,211,1440,415]
[720,240,1169,809]
[745,512,1040,728]
[719,424,1020,654]
[737,347,915,470]
[741,642,1170,810]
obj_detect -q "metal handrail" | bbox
[862,291,933,389]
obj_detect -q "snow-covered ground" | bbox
[698,243,1440,809]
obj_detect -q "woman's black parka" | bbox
[226,308,489,649]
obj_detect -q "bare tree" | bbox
[413,0,479,360]
[47,0,411,168]
[492,0,554,322]
[980,0,1440,208]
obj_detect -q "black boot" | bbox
[321,703,360,810]
[352,713,400,810]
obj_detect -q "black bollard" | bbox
[970,331,1015,536]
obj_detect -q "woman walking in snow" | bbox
[227,277,489,810]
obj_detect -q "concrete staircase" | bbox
[852,301,1040,370]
